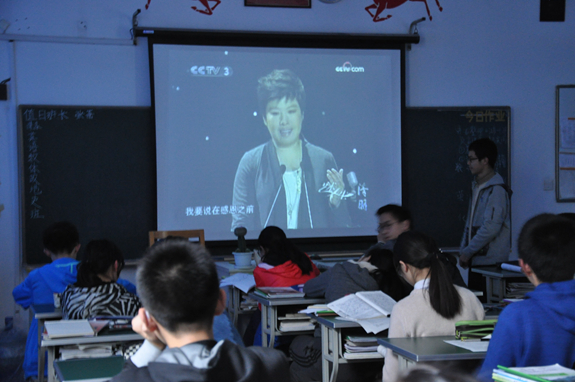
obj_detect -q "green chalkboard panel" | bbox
[19,106,156,264]
[403,107,511,248]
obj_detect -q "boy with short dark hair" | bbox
[13,221,81,380]
[459,138,511,293]
[478,213,575,380]
[111,239,289,382]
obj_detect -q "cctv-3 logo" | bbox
[189,66,233,77]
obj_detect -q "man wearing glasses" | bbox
[459,138,511,293]
[374,204,412,251]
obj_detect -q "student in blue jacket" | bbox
[12,222,80,380]
[478,213,575,380]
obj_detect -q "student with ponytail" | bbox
[382,231,484,382]
[253,226,320,287]
[61,239,141,319]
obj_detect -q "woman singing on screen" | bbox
[231,69,350,232]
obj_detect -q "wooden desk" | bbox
[315,316,384,382]
[377,336,487,370]
[471,266,528,303]
[248,293,324,348]
[42,331,142,382]
[54,356,124,382]
[33,304,63,382]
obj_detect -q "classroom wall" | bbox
[1,0,574,329]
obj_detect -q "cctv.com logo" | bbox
[189,65,233,77]
[335,62,365,73]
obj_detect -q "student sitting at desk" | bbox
[290,246,411,382]
[477,214,575,380]
[303,246,411,303]
[382,231,484,382]
[110,239,289,382]
[12,221,81,381]
[61,239,141,319]
[253,225,320,287]
[246,226,320,347]
[369,204,466,288]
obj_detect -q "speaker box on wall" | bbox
[540,0,566,22]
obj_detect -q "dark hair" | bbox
[468,138,497,168]
[518,213,575,283]
[393,231,461,319]
[76,239,124,288]
[43,221,80,255]
[257,69,306,116]
[396,365,481,382]
[365,247,411,301]
[137,240,219,332]
[376,204,412,228]
[258,226,314,275]
[559,212,575,222]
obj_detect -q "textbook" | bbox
[327,291,396,334]
[493,364,575,382]
[298,304,336,316]
[278,313,316,332]
[327,291,396,320]
[343,336,383,359]
[59,345,113,360]
[44,320,97,339]
[455,319,497,341]
[254,286,305,298]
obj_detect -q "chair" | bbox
[148,229,205,247]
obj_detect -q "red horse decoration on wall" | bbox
[145,0,221,15]
[366,0,442,22]
[191,0,221,15]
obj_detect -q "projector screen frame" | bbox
[138,27,414,256]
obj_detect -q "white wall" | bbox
[1,0,574,328]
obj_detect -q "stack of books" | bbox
[44,320,100,339]
[343,336,383,360]
[59,344,114,360]
[278,313,316,332]
[493,364,575,382]
[506,283,535,299]
[298,304,336,317]
[254,286,305,299]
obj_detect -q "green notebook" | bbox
[54,355,124,382]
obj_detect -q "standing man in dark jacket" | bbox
[111,240,289,382]
[459,138,511,292]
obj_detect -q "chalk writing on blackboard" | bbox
[27,127,42,219]
[464,110,507,123]
[24,108,97,219]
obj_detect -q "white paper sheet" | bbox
[443,339,489,352]
[219,273,256,293]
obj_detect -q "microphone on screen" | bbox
[347,171,358,200]
[264,165,286,227]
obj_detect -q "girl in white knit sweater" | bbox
[382,231,485,382]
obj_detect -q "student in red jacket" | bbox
[246,226,320,347]
[253,226,319,287]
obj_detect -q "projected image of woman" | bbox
[232,69,351,232]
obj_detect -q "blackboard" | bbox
[403,107,510,248]
[19,106,156,264]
